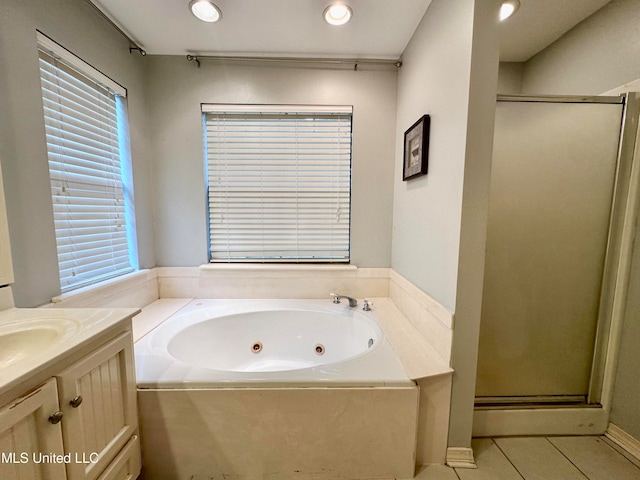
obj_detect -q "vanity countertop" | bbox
[0,307,139,403]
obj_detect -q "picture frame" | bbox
[403,114,430,181]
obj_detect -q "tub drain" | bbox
[314,344,325,355]
[251,341,263,353]
[368,338,374,348]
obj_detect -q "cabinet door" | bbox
[0,379,67,480]
[96,435,141,480]
[56,333,139,480]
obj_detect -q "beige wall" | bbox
[521,0,640,95]
[392,0,500,448]
[497,62,524,94]
[0,0,154,307]
[393,0,472,312]
[500,0,640,97]
[145,57,398,267]
[611,212,640,439]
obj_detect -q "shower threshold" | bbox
[474,395,596,409]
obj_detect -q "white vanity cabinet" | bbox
[0,379,67,480]
[0,329,141,480]
[56,333,140,480]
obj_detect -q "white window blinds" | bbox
[38,45,134,291]
[204,105,352,262]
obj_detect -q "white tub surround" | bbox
[157,264,390,299]
[45,269,159,309]
[371,297,452,379]
[138,386,418,480]
[135,299,412,388]
[367,296,454,465]
[133,295,453,469]
[152,266,455,373]
[135,298,421,479]
[386,269,455,465]
[417,374,453,466]
[389,269,454,362]
[132,298,192,342]
[366,298,454,465]
[133,297,453,385]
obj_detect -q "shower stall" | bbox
[475,94,640,433]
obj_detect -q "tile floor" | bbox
[412,436,640,480]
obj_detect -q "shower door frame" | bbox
[473,92,640,436]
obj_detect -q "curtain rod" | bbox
[185,54,402,70]
[85,0,147,56]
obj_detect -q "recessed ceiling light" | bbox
[499,0,520,21]
[323,3,353,26]
[189,0,222,23]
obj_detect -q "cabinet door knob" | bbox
[69,395,83,408]
[49,411,64,424]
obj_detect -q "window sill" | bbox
[49,269,154,305]
[199,264,358,272]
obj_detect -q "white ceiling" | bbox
[90,0,432,59]
[90,0,612,62]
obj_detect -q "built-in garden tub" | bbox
[135,299,421,479]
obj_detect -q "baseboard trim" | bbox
[446,447,476,469]
[605,423,640,461]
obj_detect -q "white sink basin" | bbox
[0,318,79,369]
[0,307,139,399]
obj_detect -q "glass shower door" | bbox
[476,98,624,401]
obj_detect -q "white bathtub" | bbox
[135,299,412,388]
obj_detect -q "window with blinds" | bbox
[204,105,352,262]
[38,36,136,291]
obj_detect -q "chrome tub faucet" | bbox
[330,293,358,307]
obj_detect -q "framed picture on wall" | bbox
[403,114,430,180]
